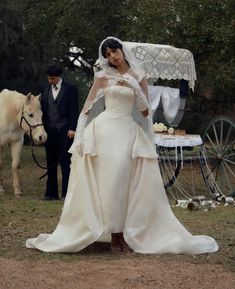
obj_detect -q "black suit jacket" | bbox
[41,81,79,131]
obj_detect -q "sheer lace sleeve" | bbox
[140,77,155,146]
[139,78,149,98]
[82,75,107,114]
[69,75,106,154]
[129,74,155,147]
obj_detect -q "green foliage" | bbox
[20,0,129,73]
[0,0,234,118]
[0,2,24,90]
[124,0,235,108]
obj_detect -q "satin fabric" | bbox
[26,86,218,254]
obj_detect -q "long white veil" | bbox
[69,36,155,154]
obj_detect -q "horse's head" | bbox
[20,93,47,145]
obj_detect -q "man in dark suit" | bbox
[41,65,79,200]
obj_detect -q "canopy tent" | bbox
[124,42,197,90]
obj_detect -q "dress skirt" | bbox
[26,109,218,254]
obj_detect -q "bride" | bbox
[26,37,218,254]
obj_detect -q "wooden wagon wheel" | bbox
[156,146,181,189]
[200,116,235,198]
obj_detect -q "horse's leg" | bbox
[0,145,4,195]
[10,140,23,196]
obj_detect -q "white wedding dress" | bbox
[26,85,218,254]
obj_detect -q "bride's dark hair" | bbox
[101,38,129,68]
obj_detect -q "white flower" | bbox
[168,127,174,135]
[153,122,168,132]
[162,125,168,131]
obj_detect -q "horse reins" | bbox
[32,138,69,180]
[19,107,44,139]
[19,106,69,180]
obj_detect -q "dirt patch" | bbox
[0,256,234,289]
[1,147,234,289]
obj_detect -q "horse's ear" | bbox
[36,93,41,102]
[26,92,32,103]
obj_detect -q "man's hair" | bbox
[47,65,63,76]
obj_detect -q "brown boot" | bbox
[119,233,133,253]
[111,233,122,253]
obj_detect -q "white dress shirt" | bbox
[52,78,62,100]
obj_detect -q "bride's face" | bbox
[105,47,125,67]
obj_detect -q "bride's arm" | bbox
[139,78,149,117]
[121,74,149,117]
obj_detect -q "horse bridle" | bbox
[19,106,44,138]
[19,106,47,174]
[19,106,68,179]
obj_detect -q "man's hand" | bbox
[67,130,75,139]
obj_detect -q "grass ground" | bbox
[0,145,234,268]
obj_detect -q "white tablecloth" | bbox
[155,134,202,147]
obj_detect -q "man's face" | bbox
[47,75,60,86]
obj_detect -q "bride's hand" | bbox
[121,75,149,113]
[120,75,140,91]
[116,80,125,86]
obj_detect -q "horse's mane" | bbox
[0,89,26,98]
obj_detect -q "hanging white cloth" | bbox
[161,86,180,123]
[148,85,162,111]
[148,85,180,123]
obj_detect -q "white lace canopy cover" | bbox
[124,42,197,90]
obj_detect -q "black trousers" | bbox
[45,127,73,199]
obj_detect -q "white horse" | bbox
[0,89,47,196]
